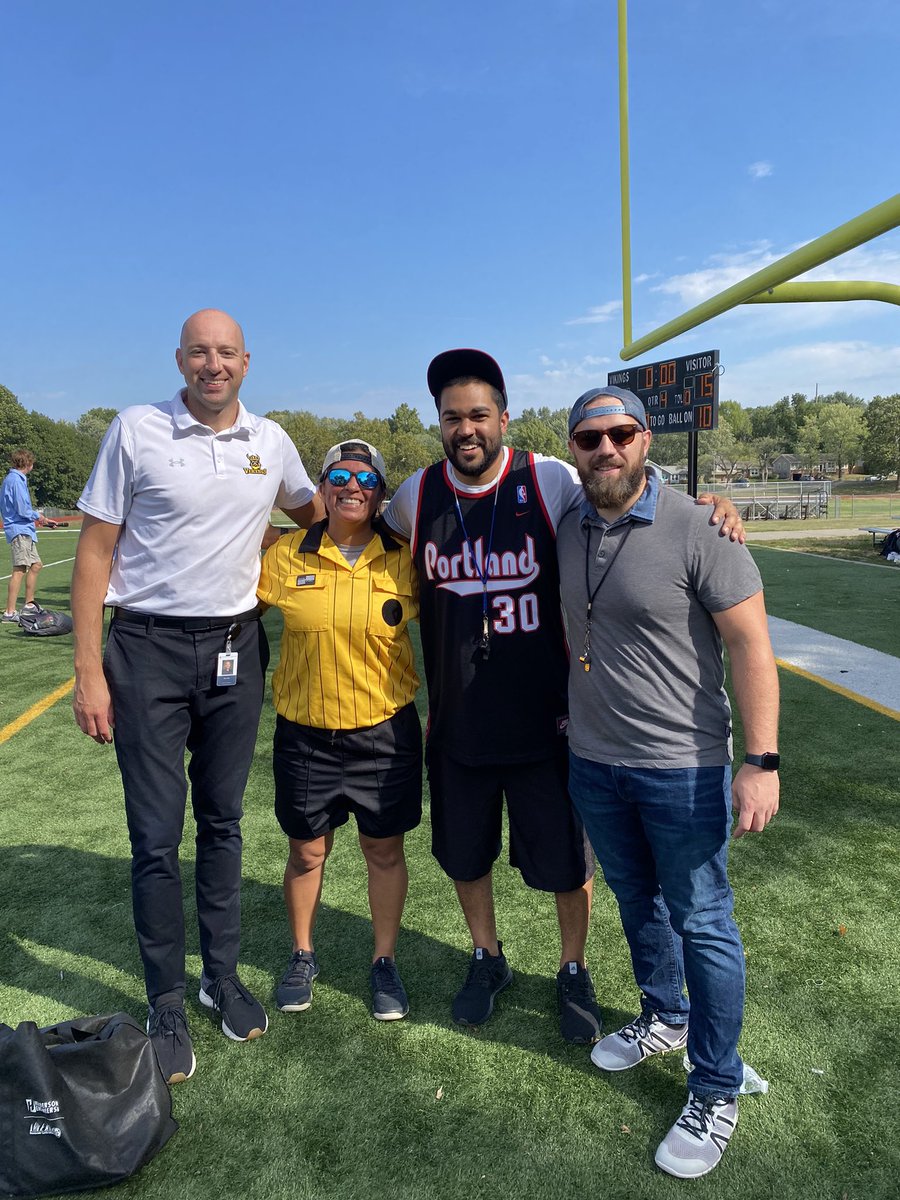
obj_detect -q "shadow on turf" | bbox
[0,843,635,1071]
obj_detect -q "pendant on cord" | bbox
[579,621,592,672]
[480,613,491,660]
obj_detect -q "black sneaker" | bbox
[556,961,603,1044]
[370,956,409,1021]
[147,995,196,1084]
[276,950,319,1012]
[21,602,45,615]
[452,943,513,1026]
[199,973,268,1041]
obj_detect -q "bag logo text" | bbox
[28,1121,62,1137]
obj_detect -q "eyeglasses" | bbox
[323,467,382,490]
[571,424,642,451]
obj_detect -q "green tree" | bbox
[816,402,866,479]
[266,406,444,494]
[863,394,900,490]
[751,437,784,483]
[27,413,98,509]
[267,410,344,483]
[719,400,751,441]
[795,412,823,473]
[76,407,119,445]
[506,406,569,459]
[818,390,865,408]
[750,398,799,444]
[648,431,688,467]
[388,403,426,437]
[699,416,739,483]
[0,385,35,466]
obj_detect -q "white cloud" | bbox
[20,390,67,404]
[508,355,614,410]
[720,340,900,407]
[651,242,779,306]
[647,238,900,332]
[565,300,622,326]
[748,161,773,179]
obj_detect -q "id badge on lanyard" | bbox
[216,623,241,686]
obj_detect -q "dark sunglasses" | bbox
[571,424,642,450]
[323,467,382,490]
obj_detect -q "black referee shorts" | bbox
[273,703,423,842]
[427,742,595,892]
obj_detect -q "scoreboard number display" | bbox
[608,350,720,432]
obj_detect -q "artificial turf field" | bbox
[1,530,898,1199]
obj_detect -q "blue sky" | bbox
[2,0,897,426]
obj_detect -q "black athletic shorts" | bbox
[426,742,595,892]
[273,703,423,842]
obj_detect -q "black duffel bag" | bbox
[0,1012,178,1197]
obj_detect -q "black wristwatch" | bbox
[744,752,780,771]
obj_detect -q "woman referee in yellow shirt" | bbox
[257,440,421,1021]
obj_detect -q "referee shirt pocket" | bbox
[368,581,414,640]
[283,577,330,632]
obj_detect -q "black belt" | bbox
[111,606,261,632]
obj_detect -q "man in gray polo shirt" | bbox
[557,386,779,1180]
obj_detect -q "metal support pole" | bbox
[620,193,900,360]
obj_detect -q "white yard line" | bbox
[1,556,75,581]
[768,616,900,721]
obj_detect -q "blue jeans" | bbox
[569,753,744,1098]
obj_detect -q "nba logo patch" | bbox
[516,485,528,505]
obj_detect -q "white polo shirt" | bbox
[78,391,315,615]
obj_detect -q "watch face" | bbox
[747,752,780,770]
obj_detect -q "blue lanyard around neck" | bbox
[451,470,502,659]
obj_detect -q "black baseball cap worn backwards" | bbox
[427,349,508,412]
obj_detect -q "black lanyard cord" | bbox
[579,521,632,672]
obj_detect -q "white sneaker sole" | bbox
[372,1006,409,1022]
[198,986,268,1041]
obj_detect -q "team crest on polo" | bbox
[243,453,268,475]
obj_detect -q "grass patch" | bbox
[747,535,894,565]
[2,548,899,1198]
[749,547,899,655]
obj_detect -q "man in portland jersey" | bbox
[384,349,742,1043]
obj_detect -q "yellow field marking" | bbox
[0,677,75,745]
[776,658,900,723]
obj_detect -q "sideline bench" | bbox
[859,526,896,547]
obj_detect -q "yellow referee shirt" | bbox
[258,519,419,731]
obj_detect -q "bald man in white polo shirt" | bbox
[72,309,323,1084]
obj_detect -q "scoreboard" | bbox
[607,350,720,432]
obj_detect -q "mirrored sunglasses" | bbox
[324,467,382,490]
[572,424,641,450]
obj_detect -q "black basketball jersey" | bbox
[411,449,569,765]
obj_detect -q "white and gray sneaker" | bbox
[591,1011,688,1071]
[655,1092,738,1178]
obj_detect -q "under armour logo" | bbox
[169,458,186,467]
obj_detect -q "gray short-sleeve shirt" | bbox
[557,475,763,768]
